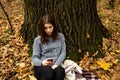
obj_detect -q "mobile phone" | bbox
[47,58,53,61]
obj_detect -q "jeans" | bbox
[33,66,65,80]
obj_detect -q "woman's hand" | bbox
[42,59,54,66]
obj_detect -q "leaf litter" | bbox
[0,0,120,80]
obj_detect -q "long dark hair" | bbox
[38,15,58,43]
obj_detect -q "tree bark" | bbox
[20,0,110,60]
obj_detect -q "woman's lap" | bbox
[33,66,65,80]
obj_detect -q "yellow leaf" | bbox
[96,59,111,70]
[9,59,14,64]
[29,75,37,80]
[110,52,115,55]
[105,19,109,24]
[112,59,118,64]
[115,50,120,53]
[0,76,2,80]
[101,74,105,79]
[18,74,28,79]
[16,62,25,68]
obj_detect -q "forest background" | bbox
[0,0,120,80]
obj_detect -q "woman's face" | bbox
[44,23,54,36]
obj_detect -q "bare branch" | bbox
[0,1,13,34]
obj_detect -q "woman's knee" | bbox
[43,66,54,79]
[55,66,65,74]
[54,66,65,80]
[33,66,54,80]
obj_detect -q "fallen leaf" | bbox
[110,52,115,55]
[96,59,111,70]
[29,75,37,80]
[112,59,118,64]
[16,62,25,68]
[115,50,120,53]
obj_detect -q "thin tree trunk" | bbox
[0,1,13,34]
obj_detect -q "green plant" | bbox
[99,13,107,18]
[67,51,80,62]
[106,1,115,9]
[28,47,33,56]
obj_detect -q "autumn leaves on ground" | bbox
[0,0,120,80]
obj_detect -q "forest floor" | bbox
[0,0,120,80]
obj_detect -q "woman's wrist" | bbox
[51,65,57,69]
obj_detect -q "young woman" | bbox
[32,15,66,80]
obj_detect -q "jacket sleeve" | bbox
[54,33,66,66]
[32,37,42,66]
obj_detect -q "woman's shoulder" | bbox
[34,36,41,42]
[58,33,65,40]
[58,33,64,37]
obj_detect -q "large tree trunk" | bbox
[20,0,110,60]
